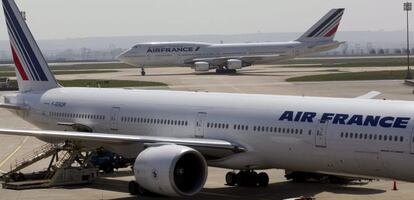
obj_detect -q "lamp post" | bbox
[404,2,412,79]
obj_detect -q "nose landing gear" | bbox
[225,170,269,187]
[141,67,146,76]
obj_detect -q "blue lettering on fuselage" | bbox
[278,111,411,129]
[147,46,201,54]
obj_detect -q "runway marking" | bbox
[0,136,29,170]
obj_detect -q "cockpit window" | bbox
[133,45,141,48]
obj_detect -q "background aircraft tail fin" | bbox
[2,0,59,92]
[297,8,344,42]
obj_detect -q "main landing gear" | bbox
[216,67,237,74]
[141,67,146,76]
[225,170,269,187]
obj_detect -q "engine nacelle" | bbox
[227,59,243,70]
[133,145,208,197]
[194,61,210,71]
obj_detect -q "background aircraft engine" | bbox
[133,145,208,197]
[226,59,243,70]
[194,61,210,71]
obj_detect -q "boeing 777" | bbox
[1,1,414,198]
[118,9,344,75]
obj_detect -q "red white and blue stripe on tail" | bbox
[298,8,344,42]
[3,0,49,81]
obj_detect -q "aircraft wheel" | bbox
[225,172,237,186]
[128,181,139,195]
[216,68,224,74]
[141,71,146,76]
[258,172,269,187]
[236,170,258,186]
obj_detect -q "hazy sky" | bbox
[0,0,410,40]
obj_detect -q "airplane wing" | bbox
[0,103,28,110]
[0,128,245,159]
[355,91,381,99]
[188,54,284,66]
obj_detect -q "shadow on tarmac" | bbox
[65,176,386,200]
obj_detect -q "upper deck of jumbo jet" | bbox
[133,41,211,48]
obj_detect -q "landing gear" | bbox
[225,172,237,186]
[215,67,237,74]
[128,181,149,196]
[226,170,269,187]
[141,67,146,76]
[257,172,269,187]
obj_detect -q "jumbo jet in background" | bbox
[2,0,414,198]
[118,9,344,76]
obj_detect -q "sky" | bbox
[0,0,410,40]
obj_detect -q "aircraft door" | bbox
[110,107,120,131]
[315,119,328,148]
[195,112,207,138]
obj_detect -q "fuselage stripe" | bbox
[3,0,48,81]
[3,5,38,80]
[11,45,28,80]
[4,17,35,80]
[308,9,343,38]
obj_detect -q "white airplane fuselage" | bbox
[119,41,340,68]
[7,87,414,182]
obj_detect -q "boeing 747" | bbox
[118,9,344,75]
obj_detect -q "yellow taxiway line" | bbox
[0,136,29,171]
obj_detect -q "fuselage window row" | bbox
[49,112,105,120]
[120,116,189,126]
[340,132,404,142]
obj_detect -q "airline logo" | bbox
[306,9,344,38]
[279,111,410,129]
[147,46,201,53]
[3,0,48,81]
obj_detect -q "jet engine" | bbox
[226,59,243,70]
[194,61,210,71]
[133,144,208,197]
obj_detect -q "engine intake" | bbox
[133,145,208,197]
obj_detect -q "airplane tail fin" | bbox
[2,0,59,92]
[297,8,344,42]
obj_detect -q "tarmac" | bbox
[0,64,414,200]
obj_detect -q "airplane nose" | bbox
[116,52,126,61]
[117,48,133,62]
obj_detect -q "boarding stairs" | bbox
[0,143,65,179]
